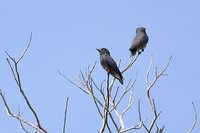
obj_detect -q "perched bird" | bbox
[129,27,149,56]
[97,48,123,84]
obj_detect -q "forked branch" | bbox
[0,90,45,133]
[145,55,172,132]
[2,33,47,133]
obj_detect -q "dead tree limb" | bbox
[99,73,110,133]
[1,33,47,133]
[145,55,172,132]
[0,90,45,133]
[59,53,143,133]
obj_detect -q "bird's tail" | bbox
[113,73,124,85]
[118,78,124,85]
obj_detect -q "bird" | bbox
[96,48,124,84]
[129,27,149,56]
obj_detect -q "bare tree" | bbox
[0,34,70,133]
[0,34,197,133]
[58,49,185,133]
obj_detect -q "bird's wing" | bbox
[101,56,123,79]
[140,35,148,46]
[130,34,143,50]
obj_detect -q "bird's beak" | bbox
[96,48,100,52]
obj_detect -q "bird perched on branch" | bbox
[129,27,149,56]
[97,48,123,84]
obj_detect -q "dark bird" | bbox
[129,27,149,56]
[97,48,123,84]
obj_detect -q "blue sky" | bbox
[0,0,200,132]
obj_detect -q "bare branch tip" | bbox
[63,97,69,133]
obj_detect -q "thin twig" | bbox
[145,55,172,132]
[18,106,30,133]
[113,87,119,102]
[99,73,110,133]
[110,72,138,113]
[108,113,119,132]
[138,100,148,132]
[148,112,161,132]
[6,58,19,85]
[80,70,86,83]
[90,86,103,117]
[117,99,143,133]
[58,70,90,94]
[121,54,139,73]
[146,55,172,108]
[17,32,32,63]
[121,87,134,117]
[188,102,197,133]
[114,107,125,131]
[147,55,172,96]
[119,123,142,133]
[63,98,69,133]
[5,34,47,132]
[13,61,45,132]
[91,78,105,100]
[0,90,45,133]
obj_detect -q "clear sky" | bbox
[0,0,200,132]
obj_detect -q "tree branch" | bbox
[121,54,140,73]
[63,98,69,133]
[188,102,197,133]
[99,73,110,133]
[17,32,32,63]
[0,90,45,133]
[3,33,47,133]
[145,55,172,132]
[18,106,30,133]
